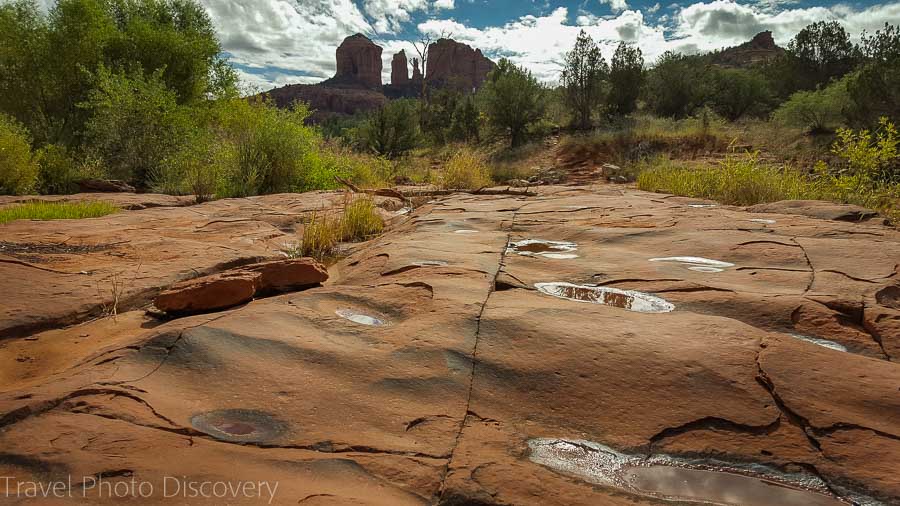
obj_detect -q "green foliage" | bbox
[36,144,84,194]
[787,21,859,92]
[479,59,546,147]
[0,0,235,148]
[359,99,419,158]
[772,76,850,132]
[561,31,608,129]
[0,200,119,224]
[846,23,900,126]
[708,68,774,120]
[81,66,192,187]
[214,99,318,197]
[643,52,705,119]
[831,117,899,183]
[608,42,644,116]
[0,114,39,195]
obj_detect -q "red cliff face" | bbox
[391,50,409,86]
[426,39,496,91]
[333,33,383,89]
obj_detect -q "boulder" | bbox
[241,258,329,293]
[333,33,382,89]
[426,38,495,91]
[391,50,409,86]
[155,271,260,314]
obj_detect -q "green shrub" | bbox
[359,99,419,158]
[0,200,119,224]
[772,77,850,132]
[214,99,318,197]
[831,117,899,183]
[0,114,38,195]
[36,144,82,194]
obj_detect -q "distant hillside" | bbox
[708,31,785,68]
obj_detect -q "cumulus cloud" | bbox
[600,0,630,14]
[194,0,900,90]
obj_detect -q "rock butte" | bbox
[1,186,899,505]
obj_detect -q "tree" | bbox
[0,113,39,195]
[787,21,859,91]
[708,68,774,120]
[846,23,900,126]
[561,31,607,129]
[643,52,705,118]
[478,59,545,148]
[608,42,643,116]
[0,0,235,148]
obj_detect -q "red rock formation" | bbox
[333,33,383,89]
[266,83,387,122]
[711,31,784,68]
[391,50,409,86]
[426,38,496,91]
[412,57,423,83]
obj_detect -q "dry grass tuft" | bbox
[284,195,385,261]
[432,148,493,190]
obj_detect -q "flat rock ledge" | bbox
[155,258,328,314]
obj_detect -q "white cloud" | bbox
[363,0,429,33]
[433,0,455,10]
[194,0,900,91]
[600,0,630,14]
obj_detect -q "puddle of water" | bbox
[336,309,387,326]
[454,229,479,234]
[749,219,776,224]
[528,438,850,506]
[191,409,285,443]
[790,333,847,352]
[688,204,717,208]
[508,239,579,259]
[395,207,412,215]
[535,283,674,313]
[650,257,735,273]
[626,465,845,506]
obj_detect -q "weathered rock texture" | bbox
[426,38,496,91]
[711,31,785,68]
[332,33,383,89]
[391,50,409,85]
[2,186,899,505]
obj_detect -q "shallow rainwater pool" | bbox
[508,239,578,259]
[528,438,851,506]
[535,283,674,313]
[191,409,286,443]
[650,257,735,273]
[335,309,387,326]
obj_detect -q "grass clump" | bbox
[283,196,384,261]
[0,201,120,224]
[433,148,493,190]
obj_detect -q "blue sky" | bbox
[194,0,900,91]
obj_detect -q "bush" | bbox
[359,99,419,158]
[708,68,774,120]
[215,99,319,197]
[36,144,84,194]
[434,148,493,190]
[0,200,119,224]
[831,117,899,183]
[643,52,706,119]
[772,77,850,133]
[0,114,38,195]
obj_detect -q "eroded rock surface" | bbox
[2,186,899,505]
